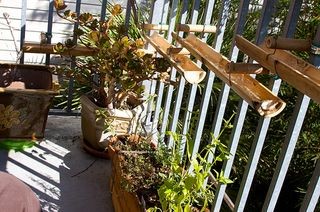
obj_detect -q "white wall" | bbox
[0,0,130,64]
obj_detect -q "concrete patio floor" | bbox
[0,115,114,212]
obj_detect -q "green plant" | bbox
[111,117,233,211]
[53,0,171,110]
[150,130,232,212]
[110,134,171,210]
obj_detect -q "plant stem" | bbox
[3,12,22,63]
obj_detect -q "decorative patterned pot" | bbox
[0,64,58,138]
[80,95,143,151]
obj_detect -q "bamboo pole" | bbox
[166,47,190,55]
[23,43,97,56]
[227,62,270,74]
[144,32,206,84]
[0,87,58,95]
[177,24,217,33]
[235,35,320,104]
[265,36,311,51]
[142,24,169,31]
[172,32,286,117]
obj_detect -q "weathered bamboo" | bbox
[166,47,190,55]
[227,62,270,74]
[142,24,169,31]
[235,35,320,104]
[23,43,97,56]
[177,24,217,33]
[172,32,286,117]
[145,32,206,84]
[265,36,311,51]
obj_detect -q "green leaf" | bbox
[184,204,191,212]
[184,176,196,190]
[0,139,36,152]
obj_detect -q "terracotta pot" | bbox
[80,95,143,151]
[0,64,58,138]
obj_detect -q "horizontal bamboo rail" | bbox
[23,43,97,56]
[144,32,206,84]
[265,36,311,51]
[172,32,286,117]
[0,87,58,95]
[227,62,270,74]
[142,24,169,31]
[235,35,320,104]
[177,24,217,33]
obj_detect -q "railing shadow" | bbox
[0,115,114,212]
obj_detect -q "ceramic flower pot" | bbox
[80,95,143,152]
[0,64,58,138]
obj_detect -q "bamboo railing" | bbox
[172,32,286,117]
[144,32,206,84]
[23,34,207,85]
[235,35,320,104]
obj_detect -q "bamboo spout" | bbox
[227,62,269,74]
[177,24,217,33]
[235,35,320,105]
[265,36,311,51]
[144,32,206,84]
[142,24,169,31]
[172,32,286,117]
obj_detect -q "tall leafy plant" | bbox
[53,0,171,110]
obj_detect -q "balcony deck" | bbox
[0,115,113,212]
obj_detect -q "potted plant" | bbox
[109,130,233,212]
[109,134,168,211]
[0,12,59,139]
[0,64,58,139]
[53,0,171,154]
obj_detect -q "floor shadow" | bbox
[0,115,114,212]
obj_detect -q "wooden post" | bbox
[235,35,320,105]
[144,32,206,84]
[172,32,286,117]
[265,36,311,51]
